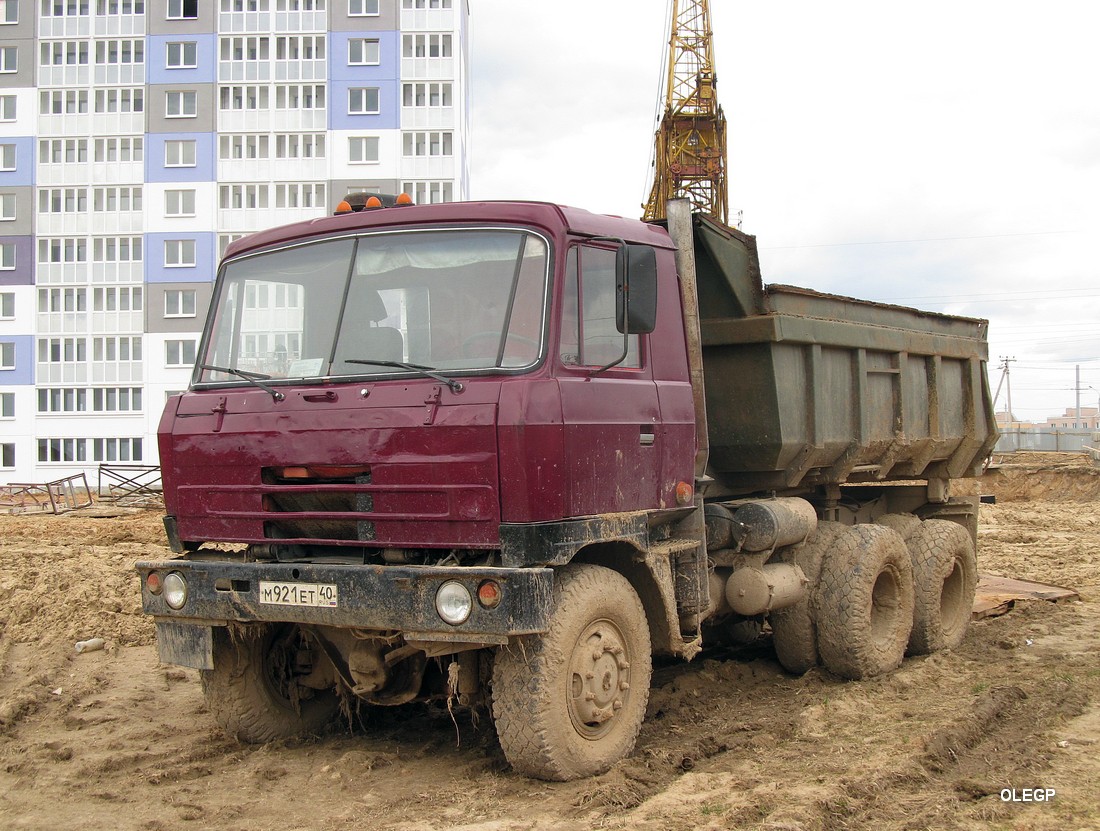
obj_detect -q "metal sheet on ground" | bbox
[973,573,1080,619]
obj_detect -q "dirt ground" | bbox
[1,452,1098,831]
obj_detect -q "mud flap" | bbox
[155,620,214,670]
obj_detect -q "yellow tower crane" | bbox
[643,0,727,223]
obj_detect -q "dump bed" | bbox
[689,214,999,495]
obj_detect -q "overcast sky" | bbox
[467,0,1100,423]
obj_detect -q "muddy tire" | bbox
[769,521,845,675]
[876,512,921,540]
[815,524,914,680]
[201,624,339,743]
[906,519,977,655]
[491,564,651,781]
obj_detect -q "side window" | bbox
[559,245,640,369]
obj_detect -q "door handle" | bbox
[639,427,655,446]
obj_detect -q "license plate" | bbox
[259,581,339,608]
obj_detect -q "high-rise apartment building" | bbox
[0,0,470,485]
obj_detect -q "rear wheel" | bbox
[491,564,651,781]
[815,525,914,680]
[201,624,339,743]
[769,521,845,674]
[906,519,977,654]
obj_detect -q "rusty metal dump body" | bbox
[689,214,999,495]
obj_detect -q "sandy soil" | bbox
[1,453,1098,831]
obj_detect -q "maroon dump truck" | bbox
[137,197,998,781]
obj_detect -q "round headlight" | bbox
[435,581,472,625]
[163,571,188,610]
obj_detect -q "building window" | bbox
[167,41,198,69]
[165,139,197,167]
[349,136,379,164]
[37,287,88,311]
[219,183,269,209]
[348,0,377,14]
[39,138,91,165]
[165,189,196,217]
[92,285,142,311]
[0,291,13,318]
[1,1,18,24]
[40,41,89,67]
[97,1,145,14]
[93,186,141,212]
[93,236,142,262]
[0,392,13,418]
[0,242,14,270]
[166,339,197,367]
[275,35,324,61]
[165,239,196,267]
[40,89,89,115]
[165,289,197,318]
[277,0,323,8]
[93,336,142,362]
[1,193,14,221]
[402,131,452,157]
[37,387,86,413]
[0,46,17,73]
[0,341,14,369]
[93,88,144,114]
[221,36,271,62]
[221,0,268,10]
[274,183,324,208]
[274,133,323,159]
[37,337,88,364]
[39,188,90,213]
[94,39,144,66]
[1,443,13,468]
[166,90,197,117]
[402,33,451,59]
[219,133,269,160]
[348,38,379,65]
[45,0,94,14]
[94,137,142,162]
[402,180,453,205]
[402,0,451,7]
[0,143,14,171]
[0,94,14,120]
[167,0,198,19]
[220,85,270,111]
[274,84,323,110]
[37,240,89,265]
[402,82,452,108]
[348,87,379,115]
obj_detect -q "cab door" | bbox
[556,244,662,516]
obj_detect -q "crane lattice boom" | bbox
[643,0,727,223]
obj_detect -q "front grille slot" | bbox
[261,467,373,543]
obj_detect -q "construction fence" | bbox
[995,428,1099,454]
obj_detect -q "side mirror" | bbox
[615,244,658,335]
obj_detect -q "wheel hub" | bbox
[569,620,631,738]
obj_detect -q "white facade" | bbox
[0,0,470,486]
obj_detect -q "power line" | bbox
[760,229,1081,251]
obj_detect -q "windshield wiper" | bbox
[200,364,285,401]
[345,359,464,393]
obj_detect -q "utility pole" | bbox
[992,356,1016,426]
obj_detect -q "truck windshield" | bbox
[195,228,549,385]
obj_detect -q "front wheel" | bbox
[491,564,652,781]
[201,624,340,743]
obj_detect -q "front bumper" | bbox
[136,559,554,642]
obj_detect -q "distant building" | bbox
[1044,407,1100,431]
[0,0,471,485]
